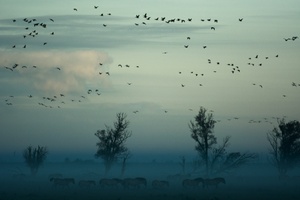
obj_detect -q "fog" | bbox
[1,157,300,200]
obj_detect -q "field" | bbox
[1,161,300,200]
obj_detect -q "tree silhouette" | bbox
[267,118,300,178]
[95,112,132,174]
[189,107,256,176]
[23,145,48,176]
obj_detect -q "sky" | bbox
[0,0,300,162]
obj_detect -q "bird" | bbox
[94,6,98,9]
[239,18,243,22]
[49,18,54,22]
[105,72,110,75]
[203,46,207,49]
[184,45,189,48]
[211,27,215,30]
[23,45,26,48]
[56,67,61,70]
[181,84,185,87]
[127,83,132,85]
[73,8,78,11]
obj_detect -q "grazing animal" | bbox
[152,180,169,189]
[122,177,147,189]
[182,178,203,189]
[78,180,96,188]
[203,177,226,188]
[48,173,63,180]
[50,178,75,189]
[99,178,122,188]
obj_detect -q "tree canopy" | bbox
[95,112,132,174]
[189,106,256,176]
[23,145,48,175]
[267,118,300,177]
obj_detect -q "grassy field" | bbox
[1,162,300,200]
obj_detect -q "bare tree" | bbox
[23,145,48,176]
[189,107,256,176]
[267,118,300,178]
[189,107,217,176]
[95,112,132,174]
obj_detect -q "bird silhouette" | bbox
[239,18,243,22]
[73,8,78,11]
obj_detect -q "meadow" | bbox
[1,161,300,200]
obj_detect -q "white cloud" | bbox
[0,50,113,95]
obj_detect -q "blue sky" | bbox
[0,0,300,162]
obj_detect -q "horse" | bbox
[203,177,226,188]
[182,177,204,189]
[122,177,147,189]
[99,178,122,189]
[50,177,75,189]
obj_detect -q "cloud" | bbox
[0,50,112,95]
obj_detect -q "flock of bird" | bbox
[1,3,299,125]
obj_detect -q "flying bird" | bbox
[239,18,243,22]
